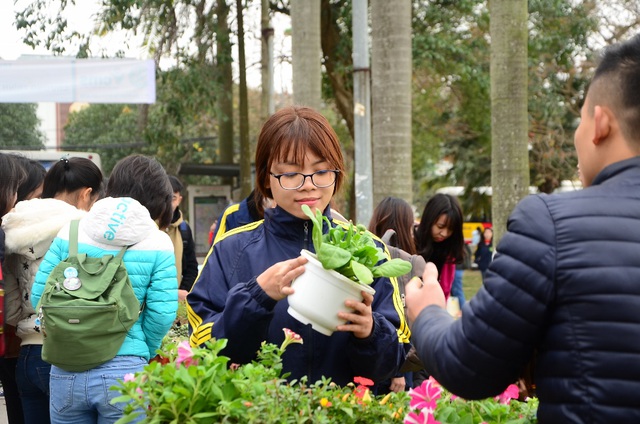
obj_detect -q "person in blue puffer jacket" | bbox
[32,155,178,424]
[405,34,640,423]
[188,106,409,387]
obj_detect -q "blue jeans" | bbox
[16,344,50,424]
[450,269,466,306]
[49,356,147,424]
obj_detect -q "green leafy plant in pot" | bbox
[302,205,411,283]
[286,205,412,335]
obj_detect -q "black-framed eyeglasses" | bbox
[270,170,340,190]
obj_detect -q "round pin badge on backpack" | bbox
[63,267,82,291]
[64,267,78,278]
[63,277,82,291]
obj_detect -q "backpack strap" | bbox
[115,245,128,259]
[381,229,396,246]
[69,220,80,258]
[178,221,189,249]
[69,219,127,261]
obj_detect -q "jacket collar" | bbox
[263,205,333,244]
[591,155,640,186]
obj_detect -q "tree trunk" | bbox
[291,0,322,109]
[320,0,354,139]
[371,0,412,207]
[490,0,529,245]
[261,0,275,120]
[236,0,252,197]
[216,0,234,187]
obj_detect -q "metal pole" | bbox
[352,0,373,226]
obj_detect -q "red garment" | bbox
[439,261,455,299]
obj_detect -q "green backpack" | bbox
[37,219,141,372]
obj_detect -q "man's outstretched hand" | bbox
[405,262,446,323]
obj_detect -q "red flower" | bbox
[149,355,170,365]
[353,376,374,387]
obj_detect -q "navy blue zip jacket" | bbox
[187,205,409,387]
[412,156,640,422]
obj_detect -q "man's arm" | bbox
[407,195,556,399]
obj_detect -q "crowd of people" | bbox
[0,34,639,423]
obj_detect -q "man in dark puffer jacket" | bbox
[405,34,640,423]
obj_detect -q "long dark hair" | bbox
[0,153,26,217]
[415,193,465,273]
[368,196,416,254]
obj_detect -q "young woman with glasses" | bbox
[187,106,408,387]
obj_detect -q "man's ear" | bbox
[593,105,611,145]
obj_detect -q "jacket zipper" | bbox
[303,221,309,250]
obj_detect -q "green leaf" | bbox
[348,260,373,285]
[372,258,413,278]
[317,243,352,270]
[301,204,324,251]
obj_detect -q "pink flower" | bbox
[123,373,135,383]
[176,341,197,367]
[280,328,304,350]
[404,409,441,424]
[495,384,520,405]
[408,377,442,412]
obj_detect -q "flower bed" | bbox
[112,327,538,423]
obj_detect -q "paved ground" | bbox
[0,398,7,424]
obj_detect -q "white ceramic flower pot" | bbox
[287,249,376,336]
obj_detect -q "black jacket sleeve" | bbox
[180,223,199,291]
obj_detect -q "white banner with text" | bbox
[0,58,156,103]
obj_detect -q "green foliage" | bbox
[0,104,45,149]
[112,331,539,424]
[412,0,490,198]
[15,0,90,55]
[62,67,224,176]
[526,0,598,192]
[15,0,640,218]
[302,205,411,284]
[408,0,605,213]
[434,390,539,424]
[63,104,145,174]
[112,338,411,424]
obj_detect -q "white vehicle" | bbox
[0,150,102,171]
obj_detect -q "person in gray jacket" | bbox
[406,34,640,423]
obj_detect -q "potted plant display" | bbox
[113,327,539,423]
[287,205,412,335]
